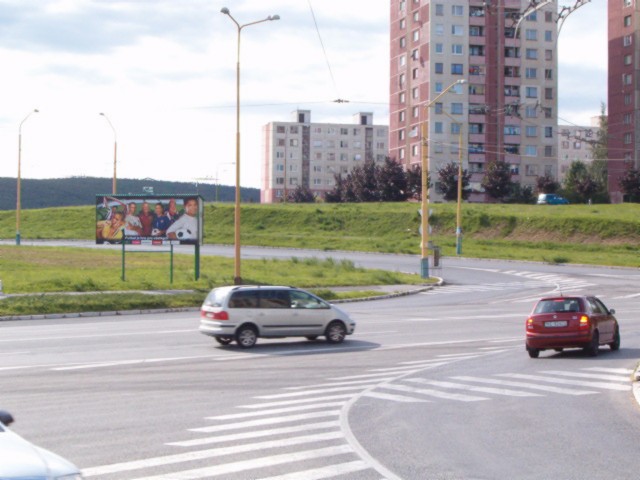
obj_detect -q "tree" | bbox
[405,164,424,200]
[286,184,315,203]
[481,160,514,202]
[618,166,640,202]
[562,160,605,203]
[350,160,381,201]
[507,183,535,204]
[435,162,471,201]
[536,174,559,194]
[591,102,608,164]
[377,158,409,201]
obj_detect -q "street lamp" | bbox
[99,113,117,194]
[16,109,39,246]
[420,79,466,277]
[221,6,280,285]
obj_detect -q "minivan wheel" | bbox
[527,348,540,358]
[325,321,346,344]
[235,325,258,348]
[215,336,233,346]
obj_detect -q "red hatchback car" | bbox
[526,295,620,358]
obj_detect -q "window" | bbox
[398,130,405,140]
[470,6,485,17]
[399,110,405,122]
[399,18,406,29]
[435,23,444,35]
[525,67,537,79]
[544,30,553,42]
[399,92,406,104]
[544,126,553,138]
[451,123,461,134]
[412,68,419,79]
[545,11,553,22]
[452,25,464,36]
[435,122,443,134]
[412,30,420,42]
[470,45,484,56]
[399,72,405,87]
[504,66,520,77]
[625,93,632,105]
[525,86,538,98]
[526,48,538,60]
[399,37,406,49]
[340,127,348,135]
[625,54,633,65]
[545,49,553,61]
[399,54,406,67]
[452,5,464,16]
[504,125,520,135]
[340,140,348,148]
[468,123,483,134]
[412,145,419,157]
[412,87,419,99]
[435,3,444,15]
[412,106,419,118]
[451,102,463,114]
[525,145,537,157]
[545,87,553,100]
[526,29,538,41]
[544,146,553,158]
[625,15,632,27]
[624,34,633,47]
[545,69,553,80]
[624,132,633,144]
[435,102,443,114]
[525,106,538,118]
[624,113,632,124]
[504,144,519,154]
[451,63,464,75]
[625,0,633,6]
[289,139,298,147]
[435,62,444,74]
[469,65,486,75]
[276,126,285,133]
[525,164,538,176]
[290,126,298,134]
[543,107,552,119]
[504,85,519,96]
[623,73,633,85]
[452,44,463,55]
[435,43,444,54]
[411,48,419,60]
[526,11,537,21]
[510,164,519,175]
[526,126,537,137]
[469,84,485,95]
[470,26,484,37]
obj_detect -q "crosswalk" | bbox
[81,347,633,479]
[424,269,597,298]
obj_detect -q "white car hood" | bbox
[0,428,80,478]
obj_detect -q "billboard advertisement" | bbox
[95,194,203,245]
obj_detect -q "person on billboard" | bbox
[100,212,125,241]
[151,202,172,236]
[166,198,198,241]
[166,198,181,223]
[138,201,154,236]
[124,202,143,236]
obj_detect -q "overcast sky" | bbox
[0,0,606,189]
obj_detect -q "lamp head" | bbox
[269,15,280,21]
[33,109,39,113]
[457,79,467,85]
[220,7,230,15]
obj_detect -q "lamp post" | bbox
[420,79,466,277]
[221,7,280,285]
[99,113,117,194]
[16,109,39,246]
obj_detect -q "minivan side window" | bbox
[229,290,259,308]
[290,290,329,309]
[260,290,291,309]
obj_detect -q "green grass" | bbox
[1,201,639,316]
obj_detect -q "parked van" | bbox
[199,285,356,348]
[537,193,569,205]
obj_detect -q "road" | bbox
[2,244,640,479]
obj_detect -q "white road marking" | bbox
[204,402,344,420]
[406,378,542,397]
[363,391,430,403]
[540,370,631,383]
[189,411,339,433]
[497,373,631,391]
[128,445,355,480]
[452,376,596,395]
[254,460,369,480]
[380,383,488,402]
[167,421,340,448]
[240,394,353,409]
[284,378,397,390]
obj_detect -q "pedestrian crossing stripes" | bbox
[81,354,633,479]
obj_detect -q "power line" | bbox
[307,0,341,99]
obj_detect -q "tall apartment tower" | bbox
[389,0,558,201]
[261,110,389,203]
[608,0,637,203]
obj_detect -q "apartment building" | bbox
[261,110,389,203]
[557,118,600,182]
[390,0,558,201]
[608,0,638,203]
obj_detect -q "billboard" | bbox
[95,194,203,245]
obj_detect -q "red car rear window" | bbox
[534,299,581,314]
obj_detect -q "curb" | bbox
[0,279,443,322]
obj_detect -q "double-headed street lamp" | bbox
[16,109,39,246]
[99,112,118,194]
[420,79,466,277]
[221,7,280,285]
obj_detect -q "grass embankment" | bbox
[0,202,639,316]
[0,246,427,316]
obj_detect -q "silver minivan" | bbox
[199,286,356,348]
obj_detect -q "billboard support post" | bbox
[170,244,174,284]
[121,240,126,281]
[195,244,200,281]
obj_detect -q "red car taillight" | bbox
[526,318,534,330]
[201,310,229,320]
[579,315,589,329]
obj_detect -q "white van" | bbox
[199,285,356,348]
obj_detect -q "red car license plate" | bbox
[545,321,568,328]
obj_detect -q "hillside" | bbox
[0,202,639,267]
[0,177,259,210]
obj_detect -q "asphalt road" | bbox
[2,244,640,479]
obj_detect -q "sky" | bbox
[0,0,607,189]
